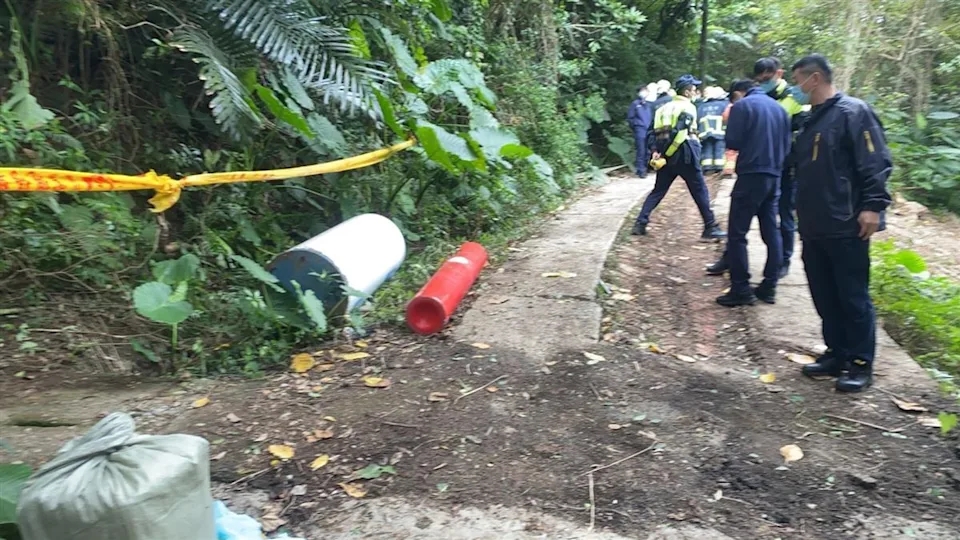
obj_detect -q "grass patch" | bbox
[871,240,960,396]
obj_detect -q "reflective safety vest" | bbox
[697,98,728,139]
[768,79,805,118]
[653,95,698,158]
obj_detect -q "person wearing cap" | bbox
[628,85,653,176]
[697,86,730,174]
[789,54,892,393]
[715,78,792,308]
[631,74,726,241]
[705,56,812,279]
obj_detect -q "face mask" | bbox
[794,75,814,105]
[757,78,778,93]
[639,91,648,100]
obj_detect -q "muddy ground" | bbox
[1,174,959,539]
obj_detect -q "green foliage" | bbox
[883,106,960,213]
[0,462,32,540]
[870,241,960,393]
[939,412,958,436]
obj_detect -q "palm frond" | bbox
[206,0,394,115]
[169,25,263,140]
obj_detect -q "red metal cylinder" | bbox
[406,242,488,335]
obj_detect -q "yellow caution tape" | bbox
[0,139,416,213]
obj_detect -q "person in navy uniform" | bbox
[715,79,792,307]
[789,54,893,393]
[627,85,653,176]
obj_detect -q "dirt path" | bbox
[2,174,959,539]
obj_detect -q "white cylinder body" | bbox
[280,213,406,312]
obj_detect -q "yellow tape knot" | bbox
[142,170,181,213]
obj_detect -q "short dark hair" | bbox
[753,57,781,76]
[728,79,755,94]
[791,54,833,83]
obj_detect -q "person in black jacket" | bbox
[715,79,792,307]
[627,85,653,176]
[789,55,893,393]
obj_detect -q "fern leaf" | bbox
[170,26,263,139]
[207,0,394,115]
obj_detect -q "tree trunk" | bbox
[700,0,708,83]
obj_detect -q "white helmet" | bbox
[656,79,671,95]
[646,83,658,98]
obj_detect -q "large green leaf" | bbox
[133,282,194,325]
[430,0,453,21]
[152,254,201,285]
[254,84,314,137]
[0,463,31,525]
[892,249,927,274]
[307,114,348,157]
[469,128,533,161]
[416,121,477,163]
[374,89,405,137]
[415,124,456,172]
[381,28,418,78]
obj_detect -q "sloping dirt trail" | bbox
[1,174,958,540]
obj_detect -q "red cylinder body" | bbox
[406,242,488,335]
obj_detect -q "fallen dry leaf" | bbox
[310,454,330,471]
[211,451,226,461]
[611,293,635,301]
[486,386,499,393]
[759,373,777,384]
[428,392,449,402]
[268,444,295,460]
[675,354,697,363]
[918,417,942,428]
[323,416,337,422]
[608,424,623,430]
[891,398,928,413]
[226,413,241,423]
[646,343,665,354]
[471,342,491,349]
[339,352,370,361]
[290,485,308,496]
[583,351,606,364]
[315,363,336,372]
[785,353,816,365]
[363,376,392,388]
[355,340,368,348]
[314,428,334,439]
[487,296,510,305]
[339,482,367,498]
[667,276,688,284]
[780,444,804,463]
[192,397,210,408]
[290,353,316,373]
[541,271,577,278]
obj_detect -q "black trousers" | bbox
[801,237,877,365]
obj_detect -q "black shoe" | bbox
[632,223,647,236]
[705,257,729,276]
[700,224,727,243]
[836,359,873,393]
[716,289,757,307]
[801,351,846,378]
[778,263,790,279]
[754,285,776,304]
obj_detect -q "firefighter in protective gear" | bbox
[697,86,730,174]
[631,75,726,242]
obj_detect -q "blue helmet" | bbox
[674,74,702,92]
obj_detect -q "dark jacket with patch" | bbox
[792,93,893,239]
[627,97,652,132]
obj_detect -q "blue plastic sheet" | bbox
[214,501,305,540]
